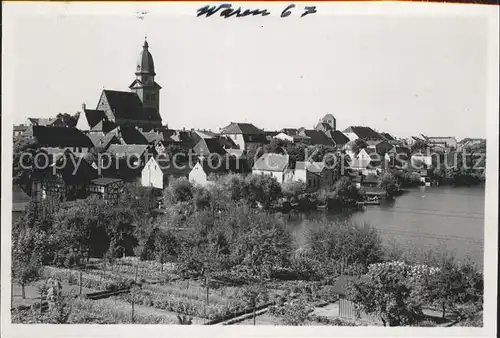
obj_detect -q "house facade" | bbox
[252,153,290,184]
[220,122,267,150]
[293,161,334,191]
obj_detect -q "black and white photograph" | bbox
[1,2,498,337]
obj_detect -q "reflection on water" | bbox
[287,184,485,268]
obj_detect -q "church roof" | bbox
[193,138,227,156]
[136,39,155,76]
[101,90,144,121]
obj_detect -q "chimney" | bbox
[82,102,86,111]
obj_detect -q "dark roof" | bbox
[89,133,120,149]
[331,275,355,296]
[90,119,118,134]
[90,177,123,186]
[380,132,395,141]
[193,138,227,156]
[119,126,149,145]
[158,160,195,176]
[299,130,335,146]
[32,126,93,148]
[328,130,350,145]
[253,153,289,172]
[221,122,265,135]
[53,149,98,184]
[343,126,383,140]
[218,136,238,149]
[84,109,107,128]
[101,90,146,121]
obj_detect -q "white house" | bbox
[252,153,290,184]
[293,161,334,191]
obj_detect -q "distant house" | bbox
[421,135,457,150]
[273,132,312,145]
[325,130,351,149]
[314,114,336,132]
[366,140,394,155]
[351,148,385,175]
[31,149,98,201]
[293,161,334,190]
[192,138,227,157]
[87,177,124,201]
[298,129,335,147]
[104,144,152,180]
[220,122,267,150]
[252,153,290,184]
[27,117,65,128]
[13,124,29,138]
[31,126,94,154]
[142,157,226,189]
[342,126,384,142]
[142,157,192,189]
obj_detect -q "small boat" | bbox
[364,200,381,206]
[317,204,328,210]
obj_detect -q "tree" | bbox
[239,283,269,325]
[56,112,79,128]
[13,135,40,190]
[347,261,437,326]
[193,185,212,211]
[411,140,428,154]
[424,258,483,320]
[327,176,363,207]
[164,177,194,204]
[246,143,264,169]
[274,298,312,326]
[378,172,400,197]
[246,174,282,211]
[281,180,307,202]
[306,220,383,277]
[119,184,159,220]
[352,139,368,155]
[153,226,178,273]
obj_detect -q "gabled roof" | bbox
[90,119,118,134]
[295,161,325,173]
[380,132,395,141]
[32,126,93,148]
[327,130,350,145]
[193,138,227,156]
[299,130,335,146]
[84,109,107,128]
[119,126,149,145]
[253,153,289,172]
[218,136,239,149]
[142,130,164,143]
[195,130,218,139]
[101,90,146,121]
[88,133,120,149]
[221,122,265,135]
[107,144,150,159]
[343,126,383,140]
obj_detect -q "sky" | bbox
[2,3,494,140]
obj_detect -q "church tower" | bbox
[129,39,162,122]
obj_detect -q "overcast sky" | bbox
[2,3,495,139]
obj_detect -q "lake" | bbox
[287,184,485,268]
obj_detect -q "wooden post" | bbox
[253,306,256,325]
[131,298,135,324]
[134,264,139,283]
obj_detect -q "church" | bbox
[78,39,163,132]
